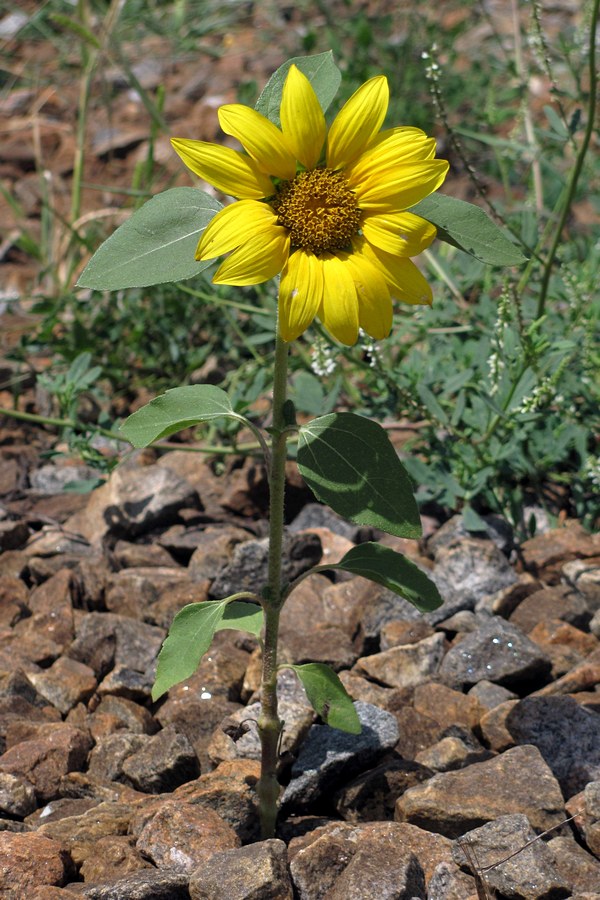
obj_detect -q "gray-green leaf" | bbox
[331,542,442,613]
[77,188,222,290]
[290,663,361,733]
[412,193,527,266]
[255,51,341,127]
[120,384,238,447]
[297,413,421,539]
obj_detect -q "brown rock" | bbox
[113,540,176,569]
[479,700,519,751]
[528,618,598,676]
[0,573,29,628]
[288,821,452,896]
[380,618,435,649]
[391,706,444,760]
[37,800,133,866]
[415,735,494,772]
[338,671,409,710]
[548,835,600,894]
[413,682,484,732]
[78,835,150,883]
[333,756,433,822]
[0,831,75,896]
[0,724,92,802]
[134,800,240,873]
[520,522,600,583]
[188,838,293,900]
[0,770,37,817]
[509,584,590,633]
[121,725,200,793]
[354,632,447,689]
[28,657,97,714]
[532,646,600,696]
[174,759,260,843]
[104,566,190,619]
[395,745,566,838]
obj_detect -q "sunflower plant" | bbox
[79,52,524,838]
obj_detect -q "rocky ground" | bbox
[0,421,599,899]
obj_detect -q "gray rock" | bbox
[66,869,190,899]
[282,702,399,811]
[439,617,552,689]
[64,463,200,543]
[452,813,570,899]
[501,695,600,796]
[188,838,293,899]
[358,584,432,654]
[426,861,479,899]
[430,538,518,622]
[289,503,364,541]
[29,464,101,495]
[468,679,518,710]
[121,726,200,792]
[87,733,147,784]
[209,531,322,599]
[67,612,165,678]
[396,745,566,838]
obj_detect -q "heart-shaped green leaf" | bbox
[331,542,442,612]
[120,384,239,447]
[412,193,527,266]
[77,187,222,290]
[297,413,421,538]
[255,51,341,127]
[290,663,361,734]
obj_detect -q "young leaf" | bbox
[290,663,361,734]
[297,413,421,538]
[120,384,239,447]
[152,601,227,701]
[412,193,527,267]
[217,601,264,638]
[77,188,222,290]
[255,51,342,127]
[330,542,442,613]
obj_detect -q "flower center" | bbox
[271,168,362,254]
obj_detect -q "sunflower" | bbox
[171,65,449,345]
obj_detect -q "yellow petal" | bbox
[345,130,437,188]
[212,228,290,286]
[218,105,297,180]
[171,138,274,199]
[319,253,359,345]
[362,211,437,257]
[355,238,433,305]
[355,160,449,212]
[280,65,327,170]
[326,76,389,170]
[196,200,279,260]
[342,252,392,340]
[278,249,323,341]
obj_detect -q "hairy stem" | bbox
[257,330,289,839]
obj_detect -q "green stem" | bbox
[257,330,289,839]
[535,0,598,319]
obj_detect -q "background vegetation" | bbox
[1,0,598,536]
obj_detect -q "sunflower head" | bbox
[171,64,449,346]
